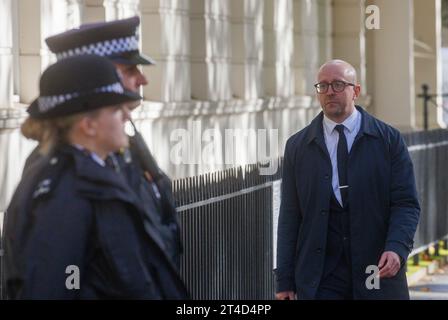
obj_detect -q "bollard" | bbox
[413,254,419,266]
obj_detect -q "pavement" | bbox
[409,264,448,300]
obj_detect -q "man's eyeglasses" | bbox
[314,80,355,94]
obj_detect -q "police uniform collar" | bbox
[63,145,171,255]
[54,145,135,202]
[29,144,171,263]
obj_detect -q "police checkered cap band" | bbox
[37,82,124,113]
[55,35,139,60]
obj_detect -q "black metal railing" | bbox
[417,84,448,130]
[403,129,448,256]
[174,163,282,300]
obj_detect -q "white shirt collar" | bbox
[72,144,106,167]
[323,107,360,135]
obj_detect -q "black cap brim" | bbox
[109,52,156,66]
[28,89,141,119]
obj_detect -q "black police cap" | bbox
[27,55,141,119]
[45,16,155,65]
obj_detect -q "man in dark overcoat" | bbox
[275,59,420,300]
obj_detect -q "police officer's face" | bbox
[114,63,148,93]
[316,63,360,123]
[93,104,131,155]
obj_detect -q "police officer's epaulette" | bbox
[31,153,68,200]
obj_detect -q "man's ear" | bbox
[77,116,97,137]
[353,85,361,100]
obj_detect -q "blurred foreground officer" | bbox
[3,55,188,299]
[275,59,420,300]
[22,16,182,269]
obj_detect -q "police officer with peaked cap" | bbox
[21,16,183,271]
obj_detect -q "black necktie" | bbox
[335,124,348,207]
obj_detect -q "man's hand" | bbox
[275,291,295,300]
[378,251,401,278]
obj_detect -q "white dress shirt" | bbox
[322,107,362,206]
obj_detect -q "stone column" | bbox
[230,0,264,100]
[0,0,14,109]
[104,0,119,20]
[18,0,74,103]
[293,0,329,95]
[190,0,232,101]
[140,0,190,102]
[67,0,83,28]
[367,0,415,130]
[414,0,443,129]
[263,0,294,97]
[104,0,139,20]
[82,0,106,23]
[332,0,367,92]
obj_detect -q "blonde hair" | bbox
[21,111,97,155]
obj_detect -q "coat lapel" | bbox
[351,106,380,155]
[306,111,332,164]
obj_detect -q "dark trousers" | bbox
[316,255,353,300]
